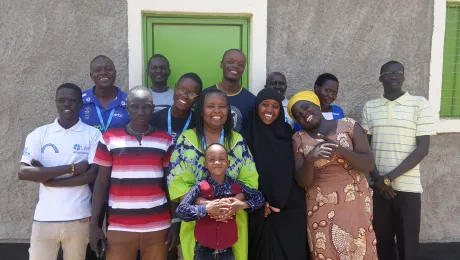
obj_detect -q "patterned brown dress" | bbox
[293,118,378,260]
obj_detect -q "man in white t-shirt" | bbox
[18,83,101,260]
[147,54,174,113]
[265,72,294,127]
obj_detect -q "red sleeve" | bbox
[93,133,113,167]
[162,139,173,168]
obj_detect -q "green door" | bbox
[143,16,250,89]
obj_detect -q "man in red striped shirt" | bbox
[89,86,178,260]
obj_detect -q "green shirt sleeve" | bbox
[168,133,199,201]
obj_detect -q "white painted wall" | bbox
[127,0,268,94]
[429,0,460,133]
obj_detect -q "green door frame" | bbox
[142,14,250,88]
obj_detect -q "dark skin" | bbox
[192,93,245,221]
[18,88,94,185]
[265,72,287,99]
[171,77,200,119]
[369,62,431,199]
[89,89,179,256]
[90,56,118,109]
[203,145,250,215]
[291,100,374,188]
[314,79,339,113]
[148,56,171,93]
[217,50,246,96]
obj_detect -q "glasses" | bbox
[380,71,404,77]
[175,84,199,99]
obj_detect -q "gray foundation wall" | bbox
[267,0,460,242]
[0,0,458,243]
[0,0,128,242]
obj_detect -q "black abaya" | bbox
[245,88,308,260]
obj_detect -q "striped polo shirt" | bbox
[94,127,173,232]
[361,92,436,193]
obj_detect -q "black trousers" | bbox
[372,189,421,260]
[193,243,234,260]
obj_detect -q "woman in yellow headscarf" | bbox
[289,91,378,259]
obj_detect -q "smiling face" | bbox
[204,144,229,177]
[258,99,281,125]
[126,90,154,125]
[90,57,116,89]
[173,77,200,112]
[380,62,405,91]
[202,92,229,129]
[56,88,81,122]
[220,50,246,82]
[148,56,171,85]
[291,100,322,130]
[266,73,287,98]
[314,79,338,108]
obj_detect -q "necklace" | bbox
[127,124,152,135]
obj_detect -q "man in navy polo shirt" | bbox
[80,55,130,132]
[80,55,130,260]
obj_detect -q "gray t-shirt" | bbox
[150,88,174,113]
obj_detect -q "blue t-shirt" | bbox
[293,104,344,132]
[206,85,255,133]
[80,86,130,133]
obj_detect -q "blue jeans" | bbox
[193,243,234,260]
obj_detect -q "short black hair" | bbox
[265,72,287,85]
[380,60,404,74]
[127,85,153,103]
[314,73,339,88]
[221,49,245,61]
[90,55,114,68]
[195,89,233,150]
[56,83,82,103]
[147,54,170,70]
[178,72,204,94]
[204,143,228,157]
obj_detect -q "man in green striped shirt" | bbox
[362,61,436,260]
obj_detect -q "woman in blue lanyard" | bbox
[168,88,259,260]
[148,72,202,260]
[150,73,203,145]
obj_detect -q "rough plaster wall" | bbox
[268,0,460,242]
[0,0,128,241]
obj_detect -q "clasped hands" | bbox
[203,196,246,222]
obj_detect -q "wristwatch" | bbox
[383,176,392,186]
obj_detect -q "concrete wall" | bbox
[0,0,128,241]
[267,0,460,242]
[0,0,458,244]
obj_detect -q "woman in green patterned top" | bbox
[168,88,259,260]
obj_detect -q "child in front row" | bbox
[176,143,264,260]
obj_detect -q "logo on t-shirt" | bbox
[73,144,90,154]
[41,143,59,153]
[23,147,31,157]
[113,112,124,118]
[83,107,92,120]
[230,105,242,132]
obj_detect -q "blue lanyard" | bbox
[95,106,115,132]
[167,108,192,136]
[202,128,225,151]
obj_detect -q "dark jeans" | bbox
[193,243,234,260]
[372,188,421,260]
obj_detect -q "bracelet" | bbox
[171,218,181,224]
[70,164,75,175]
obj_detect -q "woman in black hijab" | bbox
[245,88,308,260]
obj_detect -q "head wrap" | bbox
[287,90,320,120]
[244,88,294,209]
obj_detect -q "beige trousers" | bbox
[29,218,90,260]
